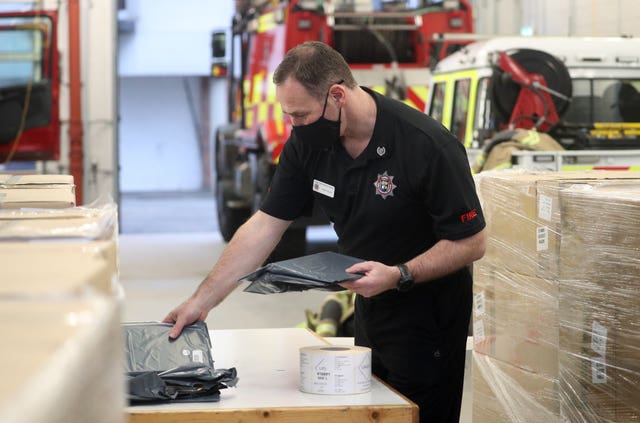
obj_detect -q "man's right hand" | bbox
[162,296,210,339]
[160,212,290,339]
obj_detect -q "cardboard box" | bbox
[0,203,117,240]
[0,240,118,296]
[0,297,125,423]
[473,264,559,377]
[0,186,76,208]
[476,171,640,278]
[557,184,640,421]
[472,351,559,423]
[560,338,640,422]
[0,174,76,208]
[474,175,640,421]
[0,174,74,185]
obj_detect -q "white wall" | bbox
[117,0,232,192]
[472,0,522,35]
[471,0,640,37]
[119,76,203,191]
[35,0,118,205]
[118,0,232,76]
[85,0,118,204]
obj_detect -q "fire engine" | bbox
[424,36,640,172]
[0,10,60,162]
[213,0,475,259]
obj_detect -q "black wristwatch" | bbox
[396,263,415,292]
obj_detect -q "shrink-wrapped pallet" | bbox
[558,184,640,422]
[475,170,640,278]
[472,170,640,422]
[0,175,125,422]
[472,352,559,423]
[0,200,120,297]
[0,297,125,423]
[0,240,117,296]
[472,263,559,378]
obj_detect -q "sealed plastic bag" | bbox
[122,321,237,404]
[240,251,363,294]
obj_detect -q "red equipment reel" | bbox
[491,48,572,133]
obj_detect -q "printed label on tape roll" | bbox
[299,345,371,395]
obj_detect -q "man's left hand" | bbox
[339,261,400,297]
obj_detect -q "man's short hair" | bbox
[273,41,357,100]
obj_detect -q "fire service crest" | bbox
[373,171,397,199]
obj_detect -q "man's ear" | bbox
[330,85,345,104]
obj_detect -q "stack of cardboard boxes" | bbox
[558,184,640,422]
[472,170,640,422]
[0,175,125,423]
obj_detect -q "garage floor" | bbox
[118,191,472,422]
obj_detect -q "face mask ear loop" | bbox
[321,90,330,117]
[321,80,343,117]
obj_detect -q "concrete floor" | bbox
[118,190,338,328]
[118,191,471,422]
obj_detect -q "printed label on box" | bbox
[473,291,486,316]
[592,356,607,384]
[536,226,549,251]
[538,194,553,221]
[473,319,485,343]
[591,321,608,356]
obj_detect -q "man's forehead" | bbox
[277,82,319,114]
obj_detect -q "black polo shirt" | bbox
[261,87,485,265]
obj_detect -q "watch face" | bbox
[396,264,414,292]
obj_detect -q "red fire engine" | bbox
[0,10,60,162]
[213,0,474,259]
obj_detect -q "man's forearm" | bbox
[193,211,291,310]
[407,228,487,284]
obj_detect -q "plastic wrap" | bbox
[558,184,640,422]
[472,351,559,422]
[0,198,120,298]
[0,240,118,297]
[472,170,640,422]
[0,297,125,423]
[0,201,117,240]
[473,263,559,379]
[0,176,125,422]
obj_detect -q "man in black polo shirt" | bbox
[164,41,486,422]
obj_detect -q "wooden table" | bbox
[127,327,418,422]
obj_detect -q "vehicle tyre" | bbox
[215,128,250,242]
[216,180,251,242]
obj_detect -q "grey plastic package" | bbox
[122,321,237,404]
[240,251,363,294]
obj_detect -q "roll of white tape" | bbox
[299,345,372,395]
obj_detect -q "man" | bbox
[164,41,486,422]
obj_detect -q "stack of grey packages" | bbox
[122,321,237,404]
[240,251,363,294]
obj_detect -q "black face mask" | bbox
[292,84,342,151]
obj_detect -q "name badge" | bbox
[313,179,335,198]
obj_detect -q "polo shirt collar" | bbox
[357,87,395,162]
